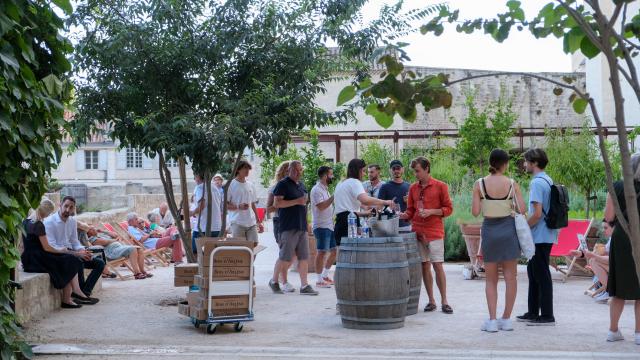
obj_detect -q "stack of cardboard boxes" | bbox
[175,237,262,321]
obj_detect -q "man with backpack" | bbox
[518,148,564,326]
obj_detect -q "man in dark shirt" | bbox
[269,160,318,296]
[378,160,411,229]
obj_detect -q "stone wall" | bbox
[127,193,188,218]
[75,207,130,226]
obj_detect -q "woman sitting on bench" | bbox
[570,220,612,303]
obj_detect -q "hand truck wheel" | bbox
[234,322,244,332]
[207,324,217,334]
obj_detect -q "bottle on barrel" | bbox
[361,217,370,238]
[348,212,358,238]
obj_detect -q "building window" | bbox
[126,147,143,168]
[166,158,178,167]
[85,150,99,170]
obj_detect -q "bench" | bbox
[14,270,102,324]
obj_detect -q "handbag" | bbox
[510,180,535,260]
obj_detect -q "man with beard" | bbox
[362,164,382,199]
[310,166,336,288]
[45,196,103,301]
[378,160,411,230]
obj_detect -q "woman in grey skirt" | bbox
[472,149,526,333]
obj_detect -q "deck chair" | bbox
[108,221,169,267]
[550,219,596,282]
[79,223,134,281]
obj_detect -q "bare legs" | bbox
[610,298,640,333]
[63,274,87,304]
[422,261,448,306]
[484,260,518,320]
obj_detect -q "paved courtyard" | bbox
[26,226,639,359]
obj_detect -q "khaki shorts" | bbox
[230,223,259,243]
[418,239,445,263]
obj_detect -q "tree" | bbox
[546,126,622,218]
[72,0,366,247]
[1,0,74,357]
[455,90,517,175]
[339,1,640,281]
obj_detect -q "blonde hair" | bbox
[29,198,55,222]
[274,161,291,184]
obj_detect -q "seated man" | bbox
[44,196,103,300]
[569,220,612,303]
[126,212,184,264]
[79,222,153,280]
[152,202,175,228]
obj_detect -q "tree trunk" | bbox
[159,153,195,262]
[179,157,191,237]
[204,171,213,237]
[597,14,640,282]
[585,193,590,219]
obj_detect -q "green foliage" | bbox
[454,90,517,175]
[444,216,468,261]
[257,146,301,189]
[545,126,619,218]
[359,141,395,180]
[1,0,73,357]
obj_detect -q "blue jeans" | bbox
[313,228,336,251]
[192,231,220,254]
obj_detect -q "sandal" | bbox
[143,272,153,278]
[134,273,147,280]
[102,272,117,279]
[442,304,453,314]
[424,303,437,312]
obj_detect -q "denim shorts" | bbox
[313,228,336,251]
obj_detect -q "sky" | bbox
[359,0,574,73]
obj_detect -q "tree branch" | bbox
[446,72,587,97]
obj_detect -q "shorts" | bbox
[313,228,336,251]
[230,223,259,243]
[279,229,310,262]
[417,238,445,263]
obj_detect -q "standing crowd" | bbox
[265,147,639,345]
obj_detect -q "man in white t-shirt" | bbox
[190,174,222,254]
[311,166,336,288]
[227,160,263,243]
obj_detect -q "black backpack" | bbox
[539,177,569,229]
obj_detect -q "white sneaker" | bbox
[481,319,498,333]
[594,292,610,303]
[635,332,639,345]
[498,318,514,331]
[282,282,296,293]
[607,330,624,342]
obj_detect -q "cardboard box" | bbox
[190,305,250,318]
[175,263,198,277]
[189,305,207,320]
[196,237,255,260]
[174,276,194,287]
[178,301,190,317]
[187,292,200,307]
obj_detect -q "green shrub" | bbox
[444,216,469,261]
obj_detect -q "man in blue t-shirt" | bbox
[378,160,410,229]
[517,148,559,326]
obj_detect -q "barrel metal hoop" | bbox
[341,237,403,245]
[339,246,406,252]
[336,261,409,269]
[338,298,409,306]
[340,316,405,323]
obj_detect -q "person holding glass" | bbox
[471,149,526,333]
[400,156,454,314]
[378,160,411,231]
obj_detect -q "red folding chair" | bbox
[550,219,594,282]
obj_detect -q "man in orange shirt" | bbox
[400,156,454,314]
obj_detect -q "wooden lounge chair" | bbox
[108,221,169,267]
[550,219,596,282]
[79,223,135,281]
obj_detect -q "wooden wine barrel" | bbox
[399,231,422,316]
[335,237,409,330]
